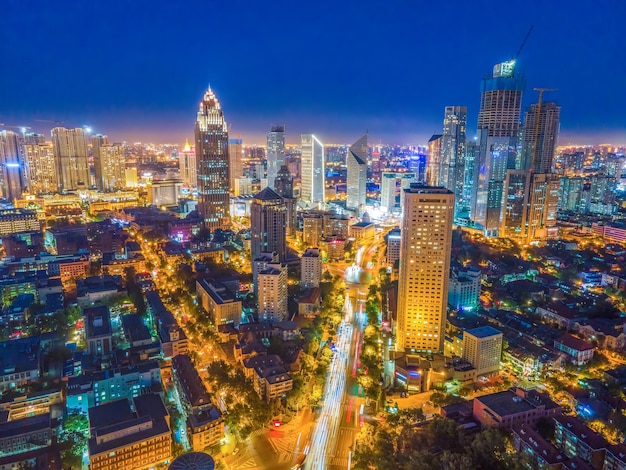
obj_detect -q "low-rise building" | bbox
[0,336,41,392]
[243,354,293,402]
[536,302,586,330]
[146,291,188,359]
[554,334,595,366]
[574,318,626,351]
[512,423,566,470]
[297,288,321,318]
[349,221,375,240]
[87,394,172,470]
[84,305,113,357]
[472,387,561,429]
[448,267,482,312]
[603,444,626,470]
[196,279,242,326]
[0,413,56,458]
[554,415,607,469]
[0,388,63,422]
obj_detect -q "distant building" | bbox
[51,127,89,192]
[346,134,368,215]
[440,106,467,217]
[148,179,182,206]
[301,248,322,289]
[462,326,502,377]
[87,394,172,470]
[228,138,243,192]
[179,139,197,187]
[349,221,374,240]
[426,134,443,187]
[448,267,481,311]
[92,135,126,191]
[24,143,57,194]
[300,135,324,208]
[250,187,287,262]
[380,172,416,215]
[267,126,285,188]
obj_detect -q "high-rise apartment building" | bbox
[195,87,230,230]
[258,263,288,321]
[380,172,416,215]
[461,141,477,216]
[0,131,25,200]
[24,143,57,194]
[275,165,294,198]
[179,139,197,187]
[300,134,324,208]
[501,169,532,239]
[440,106,467,216]
[92,135,126,191]
[346,134,368,215]
[301,247,322,289]
[228,137,243,192]
[396,184,454,353]
[51,127,90,192]
[250,187,287,262]
[426,135,443,187]
[267,126,285,188]
[471,61,525,237]
[462,326,503,377]
[521,102,560,173]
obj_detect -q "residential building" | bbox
[448,267,481,311]
[195,87,230,230]
[501,169,532,239]
[301,248,322,289]
[472,387,560,429]
[87,394,172,470]
[554,416,607,469]
[302,212,323,246]
[179,139,197,187]
[554,334,594,366]
[471,60,525,237]
[267,125,285,188]
[0,413,56,458]
[512,423,566,470]
[243,354,293,402]
[440,106,467,216]
[520,101,560,173]
[346,134,368,215]
[462,326,503,377]
[24,143,57,194]
[396,184,454,353]
[258,263,288,321]
[51,127,89,191]
[146,291,188,359]
[300,134,324,208]
[0,388,62,422]
[196,279,242,326]
[535,301,585,330]
[0,130,25,200]
[604,444,626,470]
[92,135,126,191]
[250,187,287,262]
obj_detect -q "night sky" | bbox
[1,0,624,145]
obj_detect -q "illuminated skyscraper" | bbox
[92,135,126,191]
[51,127,90,192]
[24,143,57,194]
[426,134,443,186]
[346,134,368,215]
[250,187,287,262]
[179,139,197,187]
[300,134,324,208]
[0,130,25,200]
[440,106,467,216]
[380,171,416,215]
[396,184,454,353]
[195,87,230,230]
[471,60,525,237]
[521,101,560,173]
[501,169,531,239]
[228,137,243,191]
[462,141,477,216]
[267,125,285,188]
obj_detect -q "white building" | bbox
[300,134,324,208]
[301,248,322,289]
[346,134,368,215]
[267,126,285,188]
[179,139,197,187]
[448,267,482,311]
[462,326,503,377]
[258,263,288,321]
[380,171,416,215]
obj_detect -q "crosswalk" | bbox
[328,456,350,467]
[236,457,258,469]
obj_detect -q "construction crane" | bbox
[35,119,65,127]
[515,25,534,60]
[531,87,558,171]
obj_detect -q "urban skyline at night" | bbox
[1,0,625,145]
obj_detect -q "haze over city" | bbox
[1,0,626,145]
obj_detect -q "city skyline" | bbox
[1,1,625,146]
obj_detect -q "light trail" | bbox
[305,296,354,470]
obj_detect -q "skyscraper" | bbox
[521,102,560,173]
[24,143,57,194]
[228,137,243,192]
[51,127,90,192]
[346,134,368,215]
[275,165,294,199]
[471,60,525,237]
[250,187,287,262]
[501,169,531,239]
[0,130,25,200]
[179,139,197,187]
[92,135,126,191]
[380,171,416,215]
[396,184,454,353]
[300,134,324,208]
[195,87,230,230]
[426,135,443,187]
[440,106,467,216]
[462,141,477,216]
[267,126,285,188]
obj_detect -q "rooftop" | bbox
[555,333,594,352]
[465,326,502,339]
[84,305,112,339]
[88,399,134,429]
[555,415,607,449]
[253,187,283,203]
[172,354,212,408]
[476,388,558,417]
[0,336,40,376]
[170,452,215,470]
[512,423,564,464]
[0,412,51,440]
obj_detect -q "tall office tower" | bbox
[267,125,285,188]
[346,134,368,215]
[440,106,467,216]
[521,102,561,172]
[300,134,324,208]
[92,135,126,191]
[228,137,243,192]
[24,143,57,194]
[396,184,454,353]
[195,87,230,230]
[462,141,477,216]
[258,263,288,321]
[526,173,559,241]
[51,127,90,192]
[179,139,197,187]
[472,60,525,237]
[380,171,416,215]
[250,187,287,262]
[426,135,443,186]
[501,169,531,239]
[275,165,294,198]
[0,131,25,200]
